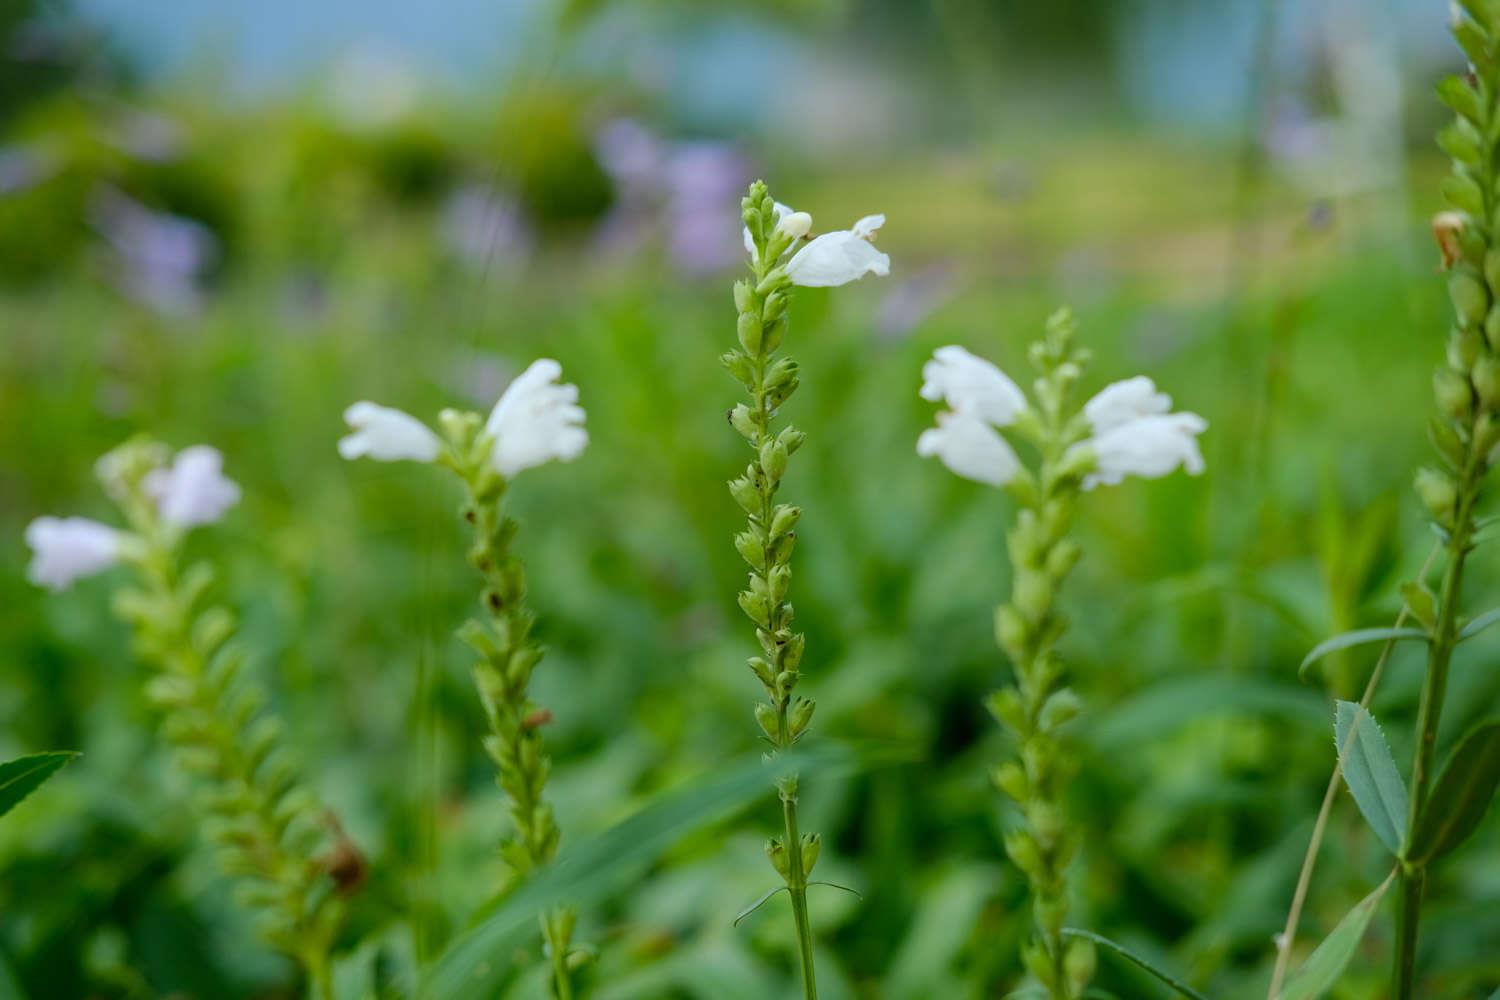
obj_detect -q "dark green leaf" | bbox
[1300,628,1427,680]
[1060,929,1208,1000]
[1407,719,1500,864]
[1334,701,1408,857]
[1276,873,1395,1000]
[422,743,868,998]
[1458,607,1500,639]
[0,752,79,820]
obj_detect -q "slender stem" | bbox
[1265,543,1441,998]
[543,913,575,1000]
[306,950,334,1000]
[781,788,818,1000]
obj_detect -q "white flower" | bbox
[916,410,1021,487]
[25,516,123,591]
[1082,376,1172,435]
[920,345,1028,427]
[784,213,890,287]
[1083,412,1208,489]
[485,358,588,477]
[144,445,241,527]
[339,402,443,463]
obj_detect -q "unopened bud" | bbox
[737,312,763,355]
[760,440,788,480]
[733,280,753,313]
[1415,467,1458,526]
[1475,355,1500,408]
[754,702,780,742]
[788,696,815,738]
[734,529,765,568]
[765,836,790,878]
[728,404,757,440]
[769,504,800,539]
[1435,367,1475,421]
[776,211,813,240]
[1449,267,1489,327]
[992,761,1028,802]
[799,832,821,876]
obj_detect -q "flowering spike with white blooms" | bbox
[916,410,1021,487]
[920,344,1029,428]
[340,357,589,997]
[914,308,1207,1000]
[25,516,124,591]
[144,445,241,527]
[485,358,588,477]
[783,213,890,287]
[338,402,443,463]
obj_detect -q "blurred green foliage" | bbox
[1,52,1499,1000]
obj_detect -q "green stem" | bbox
[1394,428,1482,999]
[780,786,818,1000]
[543,912,575,1000]
[306,950,334,1000]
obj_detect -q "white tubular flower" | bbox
[144,445,241,527]
[784,213,890,287]
[25,516,123,591]
[916,409,1021,487]
[339,402,443,463]
[1083,412,1208,489]
[920,345,1028,427]
[485,358,588,477]
[1082,376,1172,435]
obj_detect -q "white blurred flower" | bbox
[784,213,890,287]
[916,410,1020,487]
[339,402,443,463]
[145,446,241,527]
[1082,376,1172,435]
[1083,412,1208,489]
[25,517,123,591]
[920,345,1027,427]
[485,359,588,477]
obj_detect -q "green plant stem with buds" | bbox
[106,442,344,1000]
[1394,8,1500,992]
[987,310,1096,1000]
[725,181,821,999]
[438,412,578,1000]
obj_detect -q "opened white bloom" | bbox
[486,358,588,477]
[144,446,241,527]
[916,409,1021,487]
[25,516,124,591]
[339,402,443,463]
[785,213,890,287]
[921,345,1028,427]
[1083,412,1207,489]
[1082,376,1172,435]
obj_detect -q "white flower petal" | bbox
[916,410,1020,487]
[486,358,589,477]
[1082,412,1208,489]
[144,446,241,527]
[851,213,884,239]
[339,402,442,463]
[784,229,891,287]
[1083,376,1172,435]
[25,516,123,591]
[920,345,1028,427]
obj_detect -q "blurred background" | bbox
[3,0,1499,997]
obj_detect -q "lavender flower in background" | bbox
[875,263,958,341]
[91,187,218,316]
[0,146,58,197]
[441,182,533,270]
[109,110,185,164]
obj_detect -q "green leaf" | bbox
[1060,929,1208,1000]
[731,886,786,927]
[1458,606,1500,639]
[1300,628,1427,680]
[1276,873,1395,1000]
[0,752,79,820]
[1406,719,1500,865]
[1334,702,1408,857]
[422,743,868,999]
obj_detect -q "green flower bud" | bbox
[747,656,776,687]
[1475,355,1500,409]
[765,836,790,878]
[762,291,787,322]
[1064,937,1098,996]
[1003,829,1044,879]
[761,315,785,355]
[737,312,763,355]
[728,475,759,514]
[775,670,798,699]
[768,564,792,603]
[1487,308,1500,352]
[754,702,780,742]
[1038,687,1083,731]
[1399,580,1437,631]
[986,688,1026,732]
[799,832,821,876]
[728,404,758,440]
[780,632,805,672]
[733,280,753,313]
[1044,539,1081,581]
[777,426,807,454]
[995,605,1029,659]
[1429,417,1467,466]
[769,504,800,538]
[1023,940,1060,993]
[1450,325,1485,371]
[993,761,1028,802]
[788,697,815,739]
[760,439,788,481]
[738,589,772,627]
[1435,367,1475,421]
[1484,246,1500,290]
[1415,466,1458,526]
[734,529,765,567]
[1449,267,1489,327]
[764,357,798,392]
[721,350,755,387]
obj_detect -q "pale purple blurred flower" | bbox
[442,182,532,269]
[112,111,184,164]
[876,264,957,341]
[92,188,219,316]
[0,146,56,196]
[594,118,667,202]
[662,141,752,275]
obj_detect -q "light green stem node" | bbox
[103,438,345,995]
[727,180,819,1000]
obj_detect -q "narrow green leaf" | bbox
[1407,719,1500,864]
[1299,628,1427,680]
[1458,606,1500,639]
[422,743,867,999]
[0,752,79,820]
[731,886,787,927]
[1334,702,1408,856]
[1276,873,1395,1000]
[1060,929,1208,1000]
